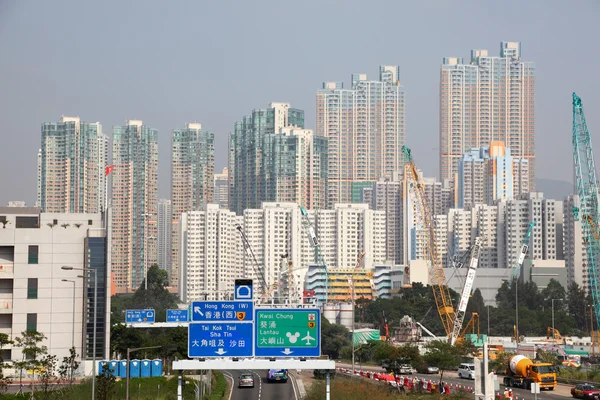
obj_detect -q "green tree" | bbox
[110,323,144,357]
[423,340,463,383]
[321,317,350,359]
[13,330,48,394]
[0,333,13,394]
[38,354,58,396]
[541,279,567,311]
[489,351,516,373]
[95,368,116,400]
[57,347,80,385]
[129,264,178,320]
[536,349,559,365]
[568,282,589,331]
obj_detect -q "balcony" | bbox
[0,300,12,314]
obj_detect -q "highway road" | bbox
[224,369,297,400]
[335,362,572,400]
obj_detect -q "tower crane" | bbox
[571,92,600,331]
[402,146,456,338]
[450,236,483,345]
[299,206,330,304]
[236,225,269,301]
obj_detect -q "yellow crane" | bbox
[402,146,457,338]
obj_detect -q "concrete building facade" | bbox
[111,120,158,291]
[440,42,536,191]
[39,116,108,213]
[316,66,407,206]
[214,168,229,209]
[171,123,214,287]
[157,199,172,273]
[0,208,110,373]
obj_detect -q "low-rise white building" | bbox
[0,207,110,375]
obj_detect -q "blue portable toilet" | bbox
[129,359,141,378]
[108,360,119,377]
[119,360,128,378]
[151,359,163,377]
[98,361,108,375]
[140,359,151,378]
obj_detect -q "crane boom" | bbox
[510,221,535,280]
[572,92,600,330]
[236,225,269,299]
[450,236,483,345]
[300,206,329,304]
[402,146,456,337]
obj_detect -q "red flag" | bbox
[105,165,114,176]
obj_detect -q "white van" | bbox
[458,363,475,380]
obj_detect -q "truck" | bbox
[503,355,556,390]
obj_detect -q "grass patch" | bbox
[306,378,472,400]
[208,371,227,400]
[559,367,600,384]
[2,376,198,400]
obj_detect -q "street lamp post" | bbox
[61,279,76,383]
[126,346,162,400]
[350,277,355,375]
[63,266,98,400]
[551,299,562,342]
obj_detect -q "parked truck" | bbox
[503,355,556,390]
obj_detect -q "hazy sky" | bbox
[1,0,599,205]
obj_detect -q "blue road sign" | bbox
[254,308,321,358]
[188,322,253,358]
[234,279,253,300]
[125,309,155,323]
[191,301,253,322]
[166,309,189,322]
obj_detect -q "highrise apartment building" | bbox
[458,142,529,209]
[316,66,407,206]
[177,202,386,302]
[178,205,243,302]
[371,178,402,264]
[39,116,108,213]
[214,168,229,209]
[272,127,328,209]
[111,120,158,291]
[171,123,214,287]
[564,195,588,290]
[440,42,536,191]
[157,199,172,272]
[229,103,304,214]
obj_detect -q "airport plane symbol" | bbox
[301,331,315,345]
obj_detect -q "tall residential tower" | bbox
[316,66,407,206]
[39,116,108,213]
[440,42,536,191]
[170,123,214,287]
[111,120,158,291]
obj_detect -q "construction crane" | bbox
[402,145,457,338]
[299,206,330,304]
[236,225,269,301]
[450,236,483,345]
[347,252,366,300]
[572,92,600,331]
[510,221,536,280]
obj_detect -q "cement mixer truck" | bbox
[503,355,557,390]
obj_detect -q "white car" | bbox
[458,363,475,380]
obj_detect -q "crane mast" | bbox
[571,92,600,330]
[402,146,456,337]
[450,236,483,345]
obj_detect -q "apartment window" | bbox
[27,278,38,299]
[26,313,37,332]
[53,219,58,225]
[28,245,39,264]
[88,220,93,226]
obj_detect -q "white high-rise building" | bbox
[317,66,407,206]
[178,202,387,302]
[371,178,402,264]
[564,195,587,290]
[158,199,172,273]
[214,168,229,209]
[179,205,243,302]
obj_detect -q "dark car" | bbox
[238,373,255,388]
[571,384,600,399]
